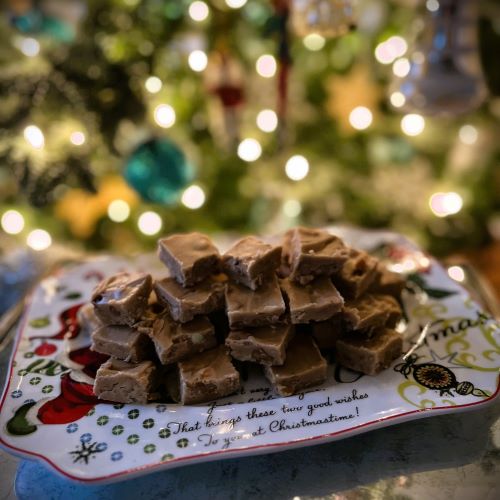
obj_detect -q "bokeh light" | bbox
[237,138,262,162]
[226,0,247,8]
[285,155,309,181]
[390,91,406,108]
[138,211,162,235]
[303,33,325,51]
[145,76,162,94]
[349,106,373,130]
[283,199,302,218]
[154,104,176,128]
[256,109,278,132]
[24,125,45,149]
[401,114,425,136]
[426,0,440,12]
[20,37,40,57]
[70,131,86,146]
[1,210,25,234]
[188,1,209,22]
[447,265,465,282]
[256,54,277,78]
[375,36,408,65]
[181,185,206,209]
[458,124,478,145]
[392,58,410,77]
[429,192,463,217]
[27,229,52,251]
[188,50,208,72]
[107,199,130,222]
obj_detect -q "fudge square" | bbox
[177,345,240,404]
[282,227,350,284]
[311,314,344,350]
[91,272,153,326]
[225,323,294,366]
[157,232,220,287]
[225,275,286,329]
[342,293,395,332]
[222,236,281,290]
[94,358,157,404]
[332,248,379,300]
[149,314,217,365]
[280,276,343,324]
[154,276,225,323]
[335,328,403,376]
[77,303,102,336]
[370,264,406,298]
[264,334,327,397]
[91,324,152,363]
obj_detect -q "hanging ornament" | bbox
[291,0,356,38]
[124,138,193,205]
[390,0,488,116]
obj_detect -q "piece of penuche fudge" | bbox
[157,232,220,287]
[91,272,153,326]
[310,314,344,350]
[77,303,102,336]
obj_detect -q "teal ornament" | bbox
[124,138,193,205]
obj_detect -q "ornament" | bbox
[124,138,193,205]
[291,0,356,38]
[391,0,487,116]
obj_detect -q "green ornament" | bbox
[124,138,193,205]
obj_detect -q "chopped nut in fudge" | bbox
[280,276,343,324]
[225,323,294,366]
[311,315,344,350]
[264,334,327,397]
[149,314,217,365]
[177,345,240,404]
[91,273,153,326]
[154,276,225,323]
[335,328,402,375]
[94,358,157,404]
[157,232,220,287]
[222,236,281,290]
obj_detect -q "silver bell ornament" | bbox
[391,0,487,116]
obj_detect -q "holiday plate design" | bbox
[0,228,499,483]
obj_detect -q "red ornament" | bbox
[34,342,57,356]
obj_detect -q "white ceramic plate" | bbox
[1,228,499,483]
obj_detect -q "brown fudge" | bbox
[225,275,286,328]
[222,236,281,290]
[335,328,403,375]
[371,264,406,298]
[225,323,294,366]
[91,324,152,363]
[343,293,396,332]
[280,276,344,324]
[311,315,344,350]
[77,303,102,336]
[94,358,157,404]
[157,232,220,287]
[381,294,403,327]
[154,276,225,323]
[91,273,153,326]
[149,314,217,365]
[282,227,350,285]
[332,248,379,300]
[177,346,240,404]
[264,334,327,396]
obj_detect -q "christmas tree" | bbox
[0,0,499,257]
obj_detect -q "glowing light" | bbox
[145,76,162,94]
[429,192,463,217]
[448,265,465,282]
[256,109,278,133]
[303,33,325,51]
[237,138,262,162]
[349,106,373,130]
[426,0,440,12]
[188,50,208,72]
[1,210,25,234]
[459,124,478,145]
[392,58,410,77]
[256,54,277,78]
[181,185,206,209]
[107,199,130,222]
[188,1,209,22]
[374,36,408,65]
[226,0,247,8]
[26,229,52,251]
[154,104,176,128]
[390,91,406,108]
[70,131,86,146]
[24,125,45,149]
[285,155,309,181]
[283,199,302,218]
[20,37,40,57]
[138,211,162,235]
[401,113,425,136]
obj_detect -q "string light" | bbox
[426,0,440,12]
[188,1,209,22]
[256,109,278,132]
[237,138,262,162]
[188,50,208,72]
[390,91,406,108]
[374,36,408,65]
[181,185,206,209]
[154,104,176,128]
[138,211,162,235]
[70,131,86,146]
[458,124,478,145]
[1,210,25,234]
[27,229,52,251]
[401,114,425,136]
[145,76,162,94]
[256,55,277,78]
[349,106,373,130]
[303,34,325,51]
[429,192,463,217]
[20,37,40,57]
[392,58,410,77]
[24,125,45,149]
[447,265,465,282]
[285,155,309,181]
[226,0,247,8]
[107,199,130,222]
[283,199,302,218]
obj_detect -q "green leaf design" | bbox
[29,316,50,328]
[424,288,458,299]
[64,291,82,300]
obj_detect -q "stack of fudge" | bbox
[84,227,405,405]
